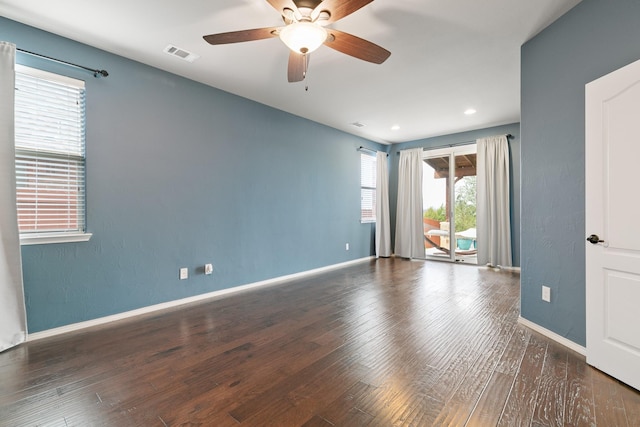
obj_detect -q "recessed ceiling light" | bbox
[464,108,477,115]
[391,125,400,131]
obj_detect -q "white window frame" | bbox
[15,65,91,245]
[360,152,377,223]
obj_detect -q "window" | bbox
[15,65,90,244]
[360,152,376,222]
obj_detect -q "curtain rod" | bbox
[396,134,513,154]
[17,48,109,78]
[358,146,388,156]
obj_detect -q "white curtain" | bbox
[375,151,391,257]
[0,41,27,352]
[395,148,424,258]
[477,135,512,267]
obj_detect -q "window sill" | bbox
[20,232,93,246]
[361,219,376,224]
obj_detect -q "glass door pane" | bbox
[423,153,454,261]
[453,152,477,264]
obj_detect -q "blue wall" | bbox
[521,0,640,346]
[1,17,383,333]
[391,123,521,267]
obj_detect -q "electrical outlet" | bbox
[204,263,213,275]
[179,268,188,280]
[542,285,551,302]
[345,243,350,251]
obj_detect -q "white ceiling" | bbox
[0,0,581,144]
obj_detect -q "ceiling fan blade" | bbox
[288,51,307,82]
[324,29,390,64]
[203,27,280,45]
[312,0,373,23]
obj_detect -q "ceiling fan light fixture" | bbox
[279,22,327,54]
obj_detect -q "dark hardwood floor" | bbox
[1,258,639,426]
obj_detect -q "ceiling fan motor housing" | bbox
[295,0,324,10]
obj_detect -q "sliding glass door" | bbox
[422,145,477,263]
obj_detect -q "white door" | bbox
[585,58,640,391]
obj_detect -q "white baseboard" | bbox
[28,256,375,342]
[483,265,521,273]
[518,316,586,356]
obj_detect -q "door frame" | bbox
[422,144,477,263]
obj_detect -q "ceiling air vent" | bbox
[351,122,365,128]
[163,44,200,63]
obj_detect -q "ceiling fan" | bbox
[203,0,391,82]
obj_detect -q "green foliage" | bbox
[424,205,446,222]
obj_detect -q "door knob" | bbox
[587,234,604,244]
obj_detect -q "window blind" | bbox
[360,152,376,222]
[14,66,86,234]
